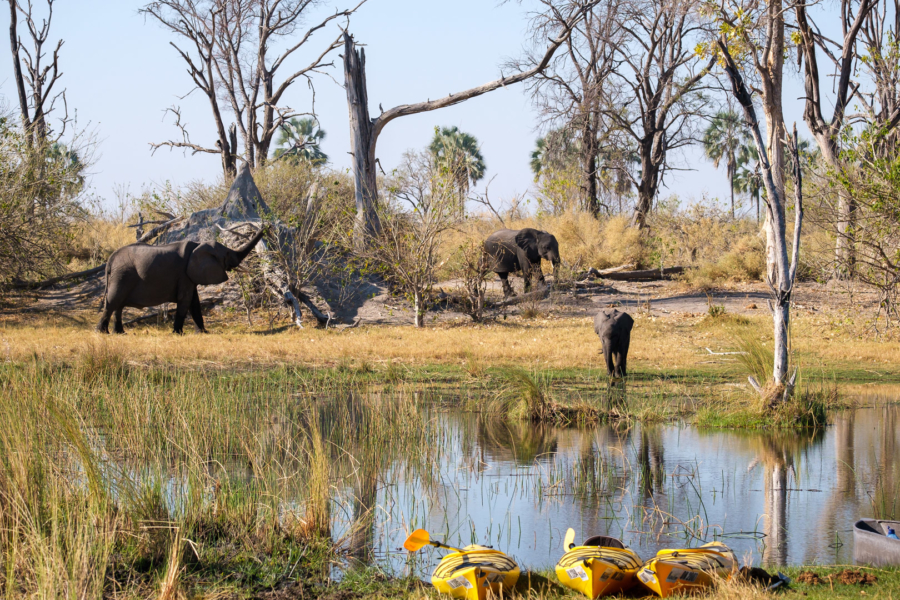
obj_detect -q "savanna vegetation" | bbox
[4,0,900,597]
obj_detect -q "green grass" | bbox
[335,566,900,600]
[0,345,895,598]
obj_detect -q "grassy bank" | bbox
[1,334,898,597]
[0,357,441,597]
[278,564,900,600]
[2,310,899,428]
[4,311,897,380]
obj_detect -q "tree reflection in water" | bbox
[748,429,825,565]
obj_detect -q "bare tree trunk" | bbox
[795,0,875,279]
[7,0,30,133]
[413,290,424,328]
[730,168,735,218]
[342,4,594,243]
[343,35,381,246]
[582,118,600,216]
[632,137,659,228]
[718,39,803,390]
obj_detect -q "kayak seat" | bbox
[583,535,625,549]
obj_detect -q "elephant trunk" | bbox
[227,226,267,270]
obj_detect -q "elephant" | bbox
[483,228,561,298]
[594,308,634,377]
[97,226,266,334]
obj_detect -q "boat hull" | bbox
[854,519,900,567]
[431,546,520,600]
[636,543,736,598]
[555,546,642,598]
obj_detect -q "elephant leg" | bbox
[173,294,192,335]
[523,268,534,294]
[96,301,112,334]
[499,273,516,298]
[173,311,186,335]
[190,289,207,333]
[619,334,631,377]
[113,308,125,334]
[602,340,615,377]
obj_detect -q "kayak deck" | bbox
[431,546,519,600]
[636,543,736,597]
[556,545,642,598]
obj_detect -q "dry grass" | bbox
[3,309,899,382]
[66,219,134,271]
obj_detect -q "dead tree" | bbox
[860,0,900,135]
[343,0,599,245]
[513,0,624,216]
[6,0,67,144]
[604,0,714,228]
[795,0,877,278]
[141,0,365,177]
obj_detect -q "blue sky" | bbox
[0,0,816,215]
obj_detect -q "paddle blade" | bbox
[404,528,431,552]
[564,528,576,549]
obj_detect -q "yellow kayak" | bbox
[431,545,520,600]
[636,542,737,597]
[555,534,642,598]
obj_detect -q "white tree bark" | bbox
[718,39,803,391]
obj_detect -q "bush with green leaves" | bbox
[0,116,88,289]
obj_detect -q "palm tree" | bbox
[47,142,85,194]
[273,118,328,165]
[530,137,548,177]
[734,143,762,223]
[428,126,486,198]
[702,111,745,218]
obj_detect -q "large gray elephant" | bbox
[483,228,561,297]
[594,308,634,377]
[97,227,266,334]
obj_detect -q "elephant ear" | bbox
[514,229,541,262]
[187,243,229,286]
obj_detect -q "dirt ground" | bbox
[10,267,879,330]
[8,269,880,329]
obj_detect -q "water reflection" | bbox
[95,394,900,574]
[358,404,900,575]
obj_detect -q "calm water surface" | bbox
[337,401,900,574]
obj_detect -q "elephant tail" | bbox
[100,260,111,311]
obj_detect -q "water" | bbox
[333,402,900,575]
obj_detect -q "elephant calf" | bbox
[97,227,265,334]
[594,308,634,377]
[483,228,561,298]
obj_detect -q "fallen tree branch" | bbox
[601,266,686,281]
[294,288,332,326]
[138,217,184,243]
[489,286,551,308]
[12,265,106,290]
[573,264,636,280]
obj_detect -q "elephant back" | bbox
[594,308,633,337]
[484,229,522,271]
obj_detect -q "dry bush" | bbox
[441,201,766,287]
[65,218,134,271]
[442,211,651,283]
[679,234,766,288]
[255,161,355,227]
